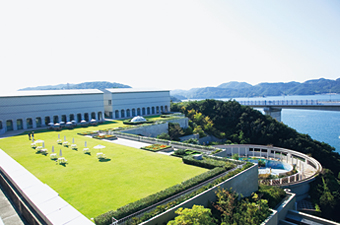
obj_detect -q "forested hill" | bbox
[171,99,340,221]
[18,81,131,91]
[171,78,340,99]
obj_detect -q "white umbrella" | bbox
[35,140,44,144]
[91,119,96,122]
[94,145,106,150]
[59,149,62,157]
[48,122,54,126]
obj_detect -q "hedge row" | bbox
[94,165,233,224]
[123,120,154,125]
[182,155,235,169]
[124,162,254,225]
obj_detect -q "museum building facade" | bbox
[0,88,171,134]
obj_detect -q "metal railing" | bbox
[239,99,340,106]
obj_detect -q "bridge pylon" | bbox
[264,107,282,122]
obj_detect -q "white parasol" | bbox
[94,145,106,150]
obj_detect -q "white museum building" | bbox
[0,88,171,134]
[103,88,170,119]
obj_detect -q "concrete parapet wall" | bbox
[121,123,168,137]
[166,117,189,129]
[141,164,258,225]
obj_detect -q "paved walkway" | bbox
[0,185,26,225]
[102,137,175,155]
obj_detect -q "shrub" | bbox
[182,155,234,170]
[232,153,239,160]
[211,149,222,155]
[157,133,171,140]
[258,185,286,209]
[174,149,186,155]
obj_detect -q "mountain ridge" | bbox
[19,81,131,91]
[171,78,340,99]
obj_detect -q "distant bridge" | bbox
[238,99,340,121]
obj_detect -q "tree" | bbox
[157,132,171,140]
[193,125,205,138]
[168,123,185,141]
[167,205,217,225]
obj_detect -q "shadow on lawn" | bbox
[99,158,111,162]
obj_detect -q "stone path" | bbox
[0,185,26,225]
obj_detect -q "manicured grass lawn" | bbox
[0,122,207,219]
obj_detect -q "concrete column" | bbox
[264,107,282,122]
[238,148,240,157]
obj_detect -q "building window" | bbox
[27,118,33,129]
[121,110,125,118]
[53,116,59,124]
[0,121,2,129]
[147,107,150,115]
[91,112,96,120]
[142,108,145,115]
[98,112,103,120]
[126,109,130,117]
[17,119,23,130]
[152,107,155,114]
[161,106,164,112]
[156,106,159,114]
[115,110,119,118]
[137,108,141,116]
[61,115,67,123]
[108,100,112,105]
[132,109,136,117]
[6,120,13,131]
[70,114,75,121]
[45,117,51,126]
[77,114,82,123]
[36,117,42,127]
[84,113,89,122]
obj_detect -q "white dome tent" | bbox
[131,116,147,123]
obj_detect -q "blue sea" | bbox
[189,94,340,153]
[233,95,340,153]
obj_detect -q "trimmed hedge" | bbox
[182,155,233,170]
[172,149,201,158]
[121,162,254,225]
[123,120,154,125]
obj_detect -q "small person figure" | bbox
[28,132,31,140]
[31,131,34,139]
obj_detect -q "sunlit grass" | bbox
[0,121,207,219]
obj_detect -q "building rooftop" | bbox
[0,89,103,98]
[104,88,170,93]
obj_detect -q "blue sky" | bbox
[1,0,339,92]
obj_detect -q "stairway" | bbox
[279,210,339,225]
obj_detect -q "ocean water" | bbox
[232,94,340,153]
[187,94,340,153]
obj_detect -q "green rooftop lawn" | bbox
[0,121,207,219]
